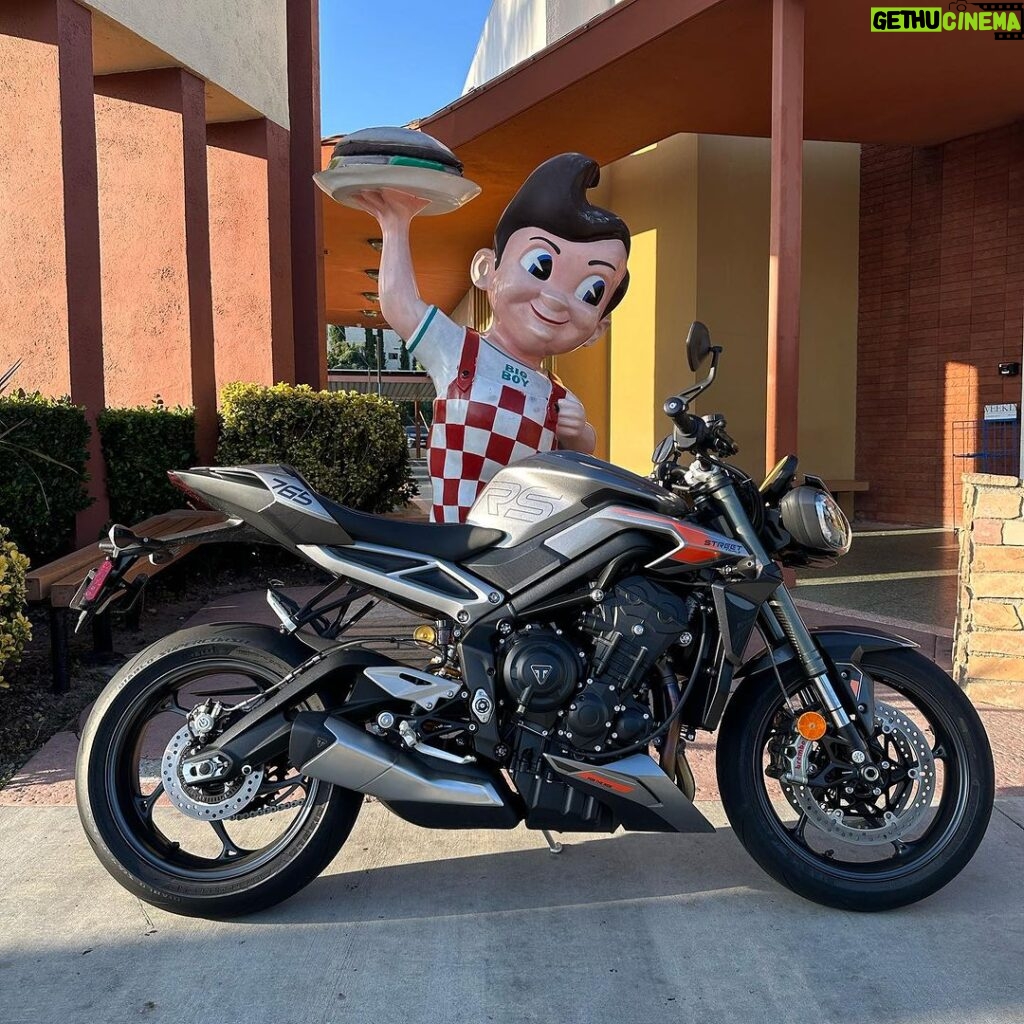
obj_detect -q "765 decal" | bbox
[271,477,313,507]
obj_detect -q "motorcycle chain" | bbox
[229,798,305,821]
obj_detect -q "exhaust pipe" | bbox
[290,712,510,810]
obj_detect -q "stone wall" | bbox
[954,473,1024,706]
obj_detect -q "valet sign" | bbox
[871,5,1023,35]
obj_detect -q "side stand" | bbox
[541,829,563,855]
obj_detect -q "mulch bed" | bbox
[0,547,328,789]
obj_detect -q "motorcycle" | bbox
[72,323,994,918]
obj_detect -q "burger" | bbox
[314,126,480,215]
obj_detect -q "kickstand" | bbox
[541,829,563,855]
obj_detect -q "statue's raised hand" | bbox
[352,189,431,233]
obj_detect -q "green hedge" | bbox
[98,403,197,526]
[0,393,92,562]
[218,382,416,513]
[0,526,31,689]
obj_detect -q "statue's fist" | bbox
[555,397,587,442]
[352,188,430,229]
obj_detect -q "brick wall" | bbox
[953,474,1024,706]
[856,123,1024,526]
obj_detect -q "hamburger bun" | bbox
[314,126,480,216]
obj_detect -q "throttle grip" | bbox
[663,397,704,438]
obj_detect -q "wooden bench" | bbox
[26,499,430,692]
[824,479,869,516]
[26,510,228,692]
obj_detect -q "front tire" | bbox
[76,623,363,919]
[716,648,994,911]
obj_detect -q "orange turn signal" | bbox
[796,711,827,741]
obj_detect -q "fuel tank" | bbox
[466,451,685,547]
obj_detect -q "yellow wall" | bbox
[798,141,860,479]
[556,133,861,484]
[694,135,771,478]
[555,136,699,474]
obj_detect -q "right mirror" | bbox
[686,321,712,373]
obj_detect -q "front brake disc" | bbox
[777,701,937,846]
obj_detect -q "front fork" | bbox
[699,468,871,758]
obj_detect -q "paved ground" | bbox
[1,797,1023,1024]
[796,527,959,631]
[1,531,1022,1023]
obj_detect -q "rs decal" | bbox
[485,482,561,522]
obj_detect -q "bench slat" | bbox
[32,503,426,606]
[28,510,225,605]
[26,512,181,603]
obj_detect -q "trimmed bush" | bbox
[218,383,416,513]
[98,403,197,525]
[0,393,92,562]
[0,526,31,689]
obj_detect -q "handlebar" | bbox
[663,397,703,438]
[662,397,739,458]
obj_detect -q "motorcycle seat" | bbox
[319,496,506,563]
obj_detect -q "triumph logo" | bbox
[531,664,553,685]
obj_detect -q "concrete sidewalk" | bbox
[1,589,1022,1024]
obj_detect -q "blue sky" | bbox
[319,0,495,137]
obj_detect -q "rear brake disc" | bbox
[161,725,264,822]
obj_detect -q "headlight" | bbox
[779,485,852,559]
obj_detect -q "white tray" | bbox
[314,163,481,216]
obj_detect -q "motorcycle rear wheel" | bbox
[76,623,362,919]
[716,648,994,911]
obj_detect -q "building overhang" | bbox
[322,0,1024,326]
[327,370,435,402]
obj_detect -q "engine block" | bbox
[564,576,694,753]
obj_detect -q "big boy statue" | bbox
[356,152,630,523]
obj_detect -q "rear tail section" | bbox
[169,466,351,550]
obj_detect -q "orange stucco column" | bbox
[765,0,805,474]
[207,119,295,394]
[287,0,327,388]
[93,68,218,461]
[0,0,110,544]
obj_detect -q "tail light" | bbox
[167,471,214,511]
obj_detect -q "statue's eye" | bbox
[520,248,553,280]
[575,275,606,307]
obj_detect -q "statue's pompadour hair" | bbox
[493,153,630,315]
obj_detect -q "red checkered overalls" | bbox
[408,307,567,524]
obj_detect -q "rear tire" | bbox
[76,623,363,918]
[716,648,994,911]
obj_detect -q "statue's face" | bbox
[477,227,628,364]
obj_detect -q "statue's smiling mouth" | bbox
[530,305,568,326]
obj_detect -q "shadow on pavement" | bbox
[1,803,1023,1024]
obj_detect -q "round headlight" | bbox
[779,485,852,559]
[814,491,852,555]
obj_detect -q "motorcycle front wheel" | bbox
[76,623,363,919]
[716,648,994,911]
